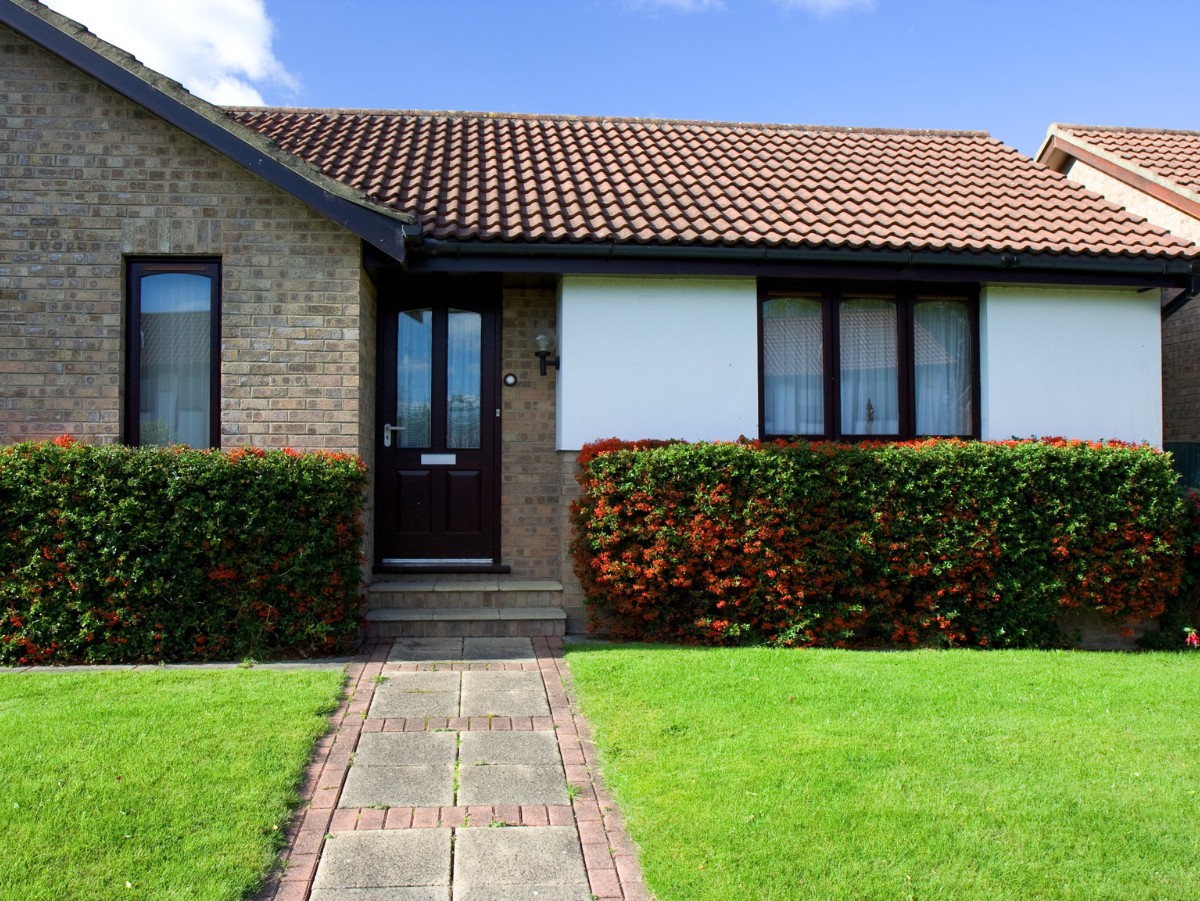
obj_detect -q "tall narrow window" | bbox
[762,296,824,436]
[396,309,434,448]
[127,260,219,448]
[914,300,973,436]
[840,297,899,436]
[446,309,482,449]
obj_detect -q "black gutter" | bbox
[408,238,1200,289]
[1,0,414,264]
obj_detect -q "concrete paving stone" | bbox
[379,671,462,691]
[459,691,550,718]
[370,673,461,718]
[354,732,457,766]
[312,829,451,890]
[454,888,593,901]
[460,731,561,766]
[312,888,449,901]
[462,671,543,692]
[462,638,536,662]
[457,765,569,806]
[453,827,588,895]
[370,691,461,719]
[388,639,465,663]
[338,765,455,808]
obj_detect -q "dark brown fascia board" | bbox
[1041,134,1200,225]
[0,0,419,263]
[397,239,1200,290]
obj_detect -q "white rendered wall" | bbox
[980,285,1162,445]
[557,276,759,450]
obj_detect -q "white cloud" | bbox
[43,0,297,105]
[773,0,875,14]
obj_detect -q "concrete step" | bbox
[363,606,567,639]
[368,577,564,611]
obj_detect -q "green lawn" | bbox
[566,645,1200,900]
[0,668,344,901]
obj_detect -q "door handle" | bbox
[383,423,402,448]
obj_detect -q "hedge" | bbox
[570,438,1187,648]
[0,437,367,664]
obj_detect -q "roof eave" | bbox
[404,239,1200,289]
[0,0,415,264]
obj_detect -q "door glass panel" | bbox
[762,296,824,435]
[446,309,481,449]
[138,272,211,447]
[914,299,973,435]
[396,309,433,448]
[839,298,899,435]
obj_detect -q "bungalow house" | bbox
[3,0,1199,636]
[1036,125,1200,482]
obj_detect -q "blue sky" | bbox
[45,0,1200,158]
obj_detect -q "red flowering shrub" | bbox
[0,439,367,664]
[571,438,1185,648]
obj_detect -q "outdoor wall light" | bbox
[534,330,560,376]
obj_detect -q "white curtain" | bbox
[139,272,211,447]
[446,309,481,449]
[396,309,432,448]
[839,298,899,435]
[762,297,824,435]
[914,301,972,435]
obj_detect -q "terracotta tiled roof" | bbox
[1052,125,1200,195]
[227,109,1198,260]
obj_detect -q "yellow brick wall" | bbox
[1,24,368,453]
[499,277,562,579]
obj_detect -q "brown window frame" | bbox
[758,281,981,441]
[125,258,221,448]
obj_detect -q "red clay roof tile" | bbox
[227,109,1199,259]
[1054,125,1200,196]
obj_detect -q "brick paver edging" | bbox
[257,637,652,901]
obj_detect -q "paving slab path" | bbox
[259,636,651,901]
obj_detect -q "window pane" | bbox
[915,300,973,435]
[138,272,211,447]
[446,309,481,449]
[396,309,433,448]
[839,298,899,435]
[762,297,824,435]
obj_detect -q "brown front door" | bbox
[376,281,500,567]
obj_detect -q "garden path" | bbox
[261,636,650,900]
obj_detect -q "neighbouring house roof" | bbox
[0,0,417,262]
[229,108,1200,265]
[1038,124,1200,226]
[1042,125,1200,194]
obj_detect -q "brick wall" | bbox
[1164,297,1200,443]
[1,24,368,453]
[557,451,588,633]
[499,276,561,580]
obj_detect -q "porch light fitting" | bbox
[534,330,560,376]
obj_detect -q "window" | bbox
[760,284,978,440]
[126,260,220,448]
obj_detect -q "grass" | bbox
[565,644,1200,900]
[0,668,345,901]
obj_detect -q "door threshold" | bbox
[375,561,512,575]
